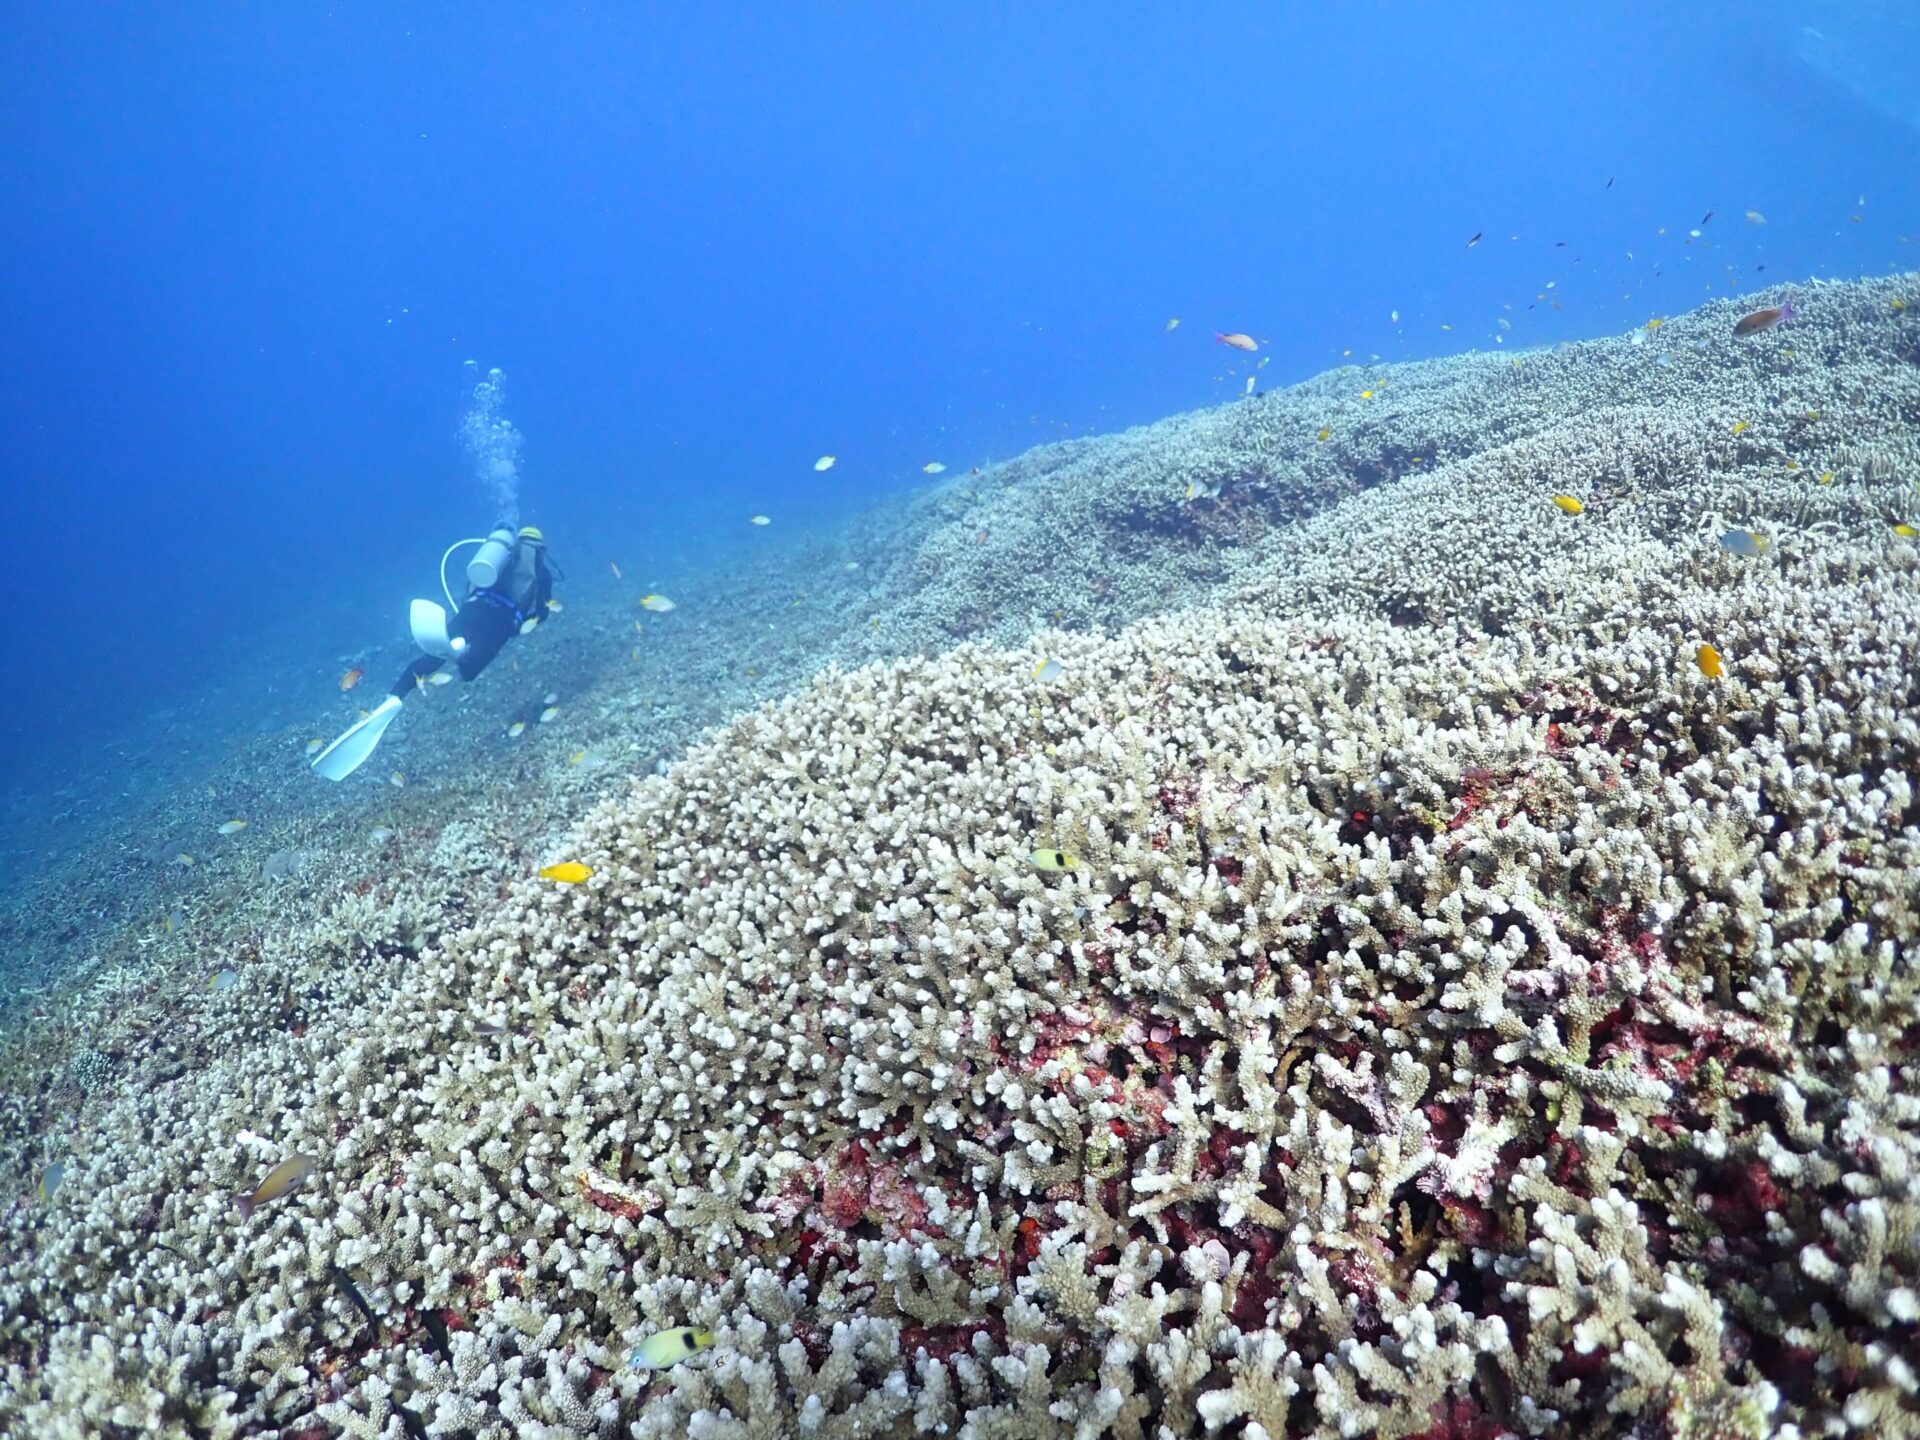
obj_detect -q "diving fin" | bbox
[311,695,403,782]
[410,599,455,659]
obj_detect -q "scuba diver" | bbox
[311,525,559,781]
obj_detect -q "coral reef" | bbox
[1,274,1917,1437]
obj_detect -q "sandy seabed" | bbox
[2,275,1917,1438]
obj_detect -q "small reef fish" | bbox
[1734,302,1795,335]
[328,1264,382,1340]
[518,616,541,635]
[1466,231,1483,247]
[539,706,560,723]
[1745,209,1766,224]
[1165,317,1180,331]
[236,1154,316,1221]
[429,671,452,685]
[1390,309,1399,322]
[389,771,406,788]
[39,1161,65,1203]
[1645,317,1665,332]
[610,561,623,579]
[175,853,196,866]
[305,738,325,757]
[544,692,558,704]
[922,462,946,474]
[1719,530,1768,556]
[545,598,564,612]
[1213,332,1258,352]
[210,969,239,991]
[540,861,594,884]
[1551,495,1584,515]
[339,667,365,691]
[749,515,771,525]
[568,750,586,766]
[218,819,248,836]
[1894,523,1919,539]
[1695,644,1725,679]
[813,455,836,471]
[1029,849,1079,872]
[1316,426,1331,442]
[507,721,527,737]
[1818,472,1836,486]
[1031,658,1064,682]
[1243,377,1256,395]
[638,595,677,613]
[1731,421,1751,436]
[369,827,394,843]
[630,1327,714,1372]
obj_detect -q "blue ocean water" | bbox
[1,1,1914,884]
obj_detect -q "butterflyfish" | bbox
[305,738,325,757]
[218,819,248,836]
[39,1161,65,1203]
[1719,530,1768,556]
[1733,303,1795,335]
[639,595,677,613]
[1029,849,1079,872]
[519,616,541,635]
[539,706,559,723]
[545,598,564,612]
[429,671,452,685]
[1695,644,1725,679]
[1032,658,1063,682]
[540,861,594,884]
[210,969,239,991]
[507,721,527,737]
[1213,332,1258,352]
[1550,495,1584,515]
[630,1327,714,1371]
[389,771,406,788]
[236,1154,316,1221]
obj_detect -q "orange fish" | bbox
[339,667,365,691]
[1733,302,1795,336]
[1213,332,1259,353]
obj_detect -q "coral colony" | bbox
[2,276,1917,1436]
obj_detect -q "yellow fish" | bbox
[1029,849,1079,873]
[1165,317,1180,331]
[630,1327,714,1371]
[545,598,564,613]
[1360,389,1376,400]
[1818,471,1836,486]
[519,616,541,635]
[568,750,586,766]
[507,721,527,737]
[305,738,324,757]
[1894,523,1919,538]
[217,819,248,836]
[1316,426,1331,442]
[1645,317,1665,331]
[1695,644,1725,679]
[1550,495,1584,515]
[1031,658,1064,682]
[430,671,453,686]
[1892,299,1909,312]
[236,1155,316,1221]
[639,594,677,613]
[540,861,594,884]
[1731,420,1750,435]
[539,706,560,723]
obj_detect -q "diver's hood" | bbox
[410,599,456,659]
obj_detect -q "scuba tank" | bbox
[465,526,519,590]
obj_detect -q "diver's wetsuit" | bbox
[390,541,554,698]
